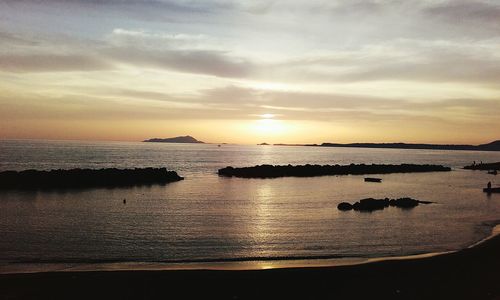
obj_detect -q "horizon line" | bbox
[1,137,498,147]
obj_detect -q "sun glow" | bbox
[252,118,288,136]
[259,113,276,119]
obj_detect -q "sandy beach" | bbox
[2,226,500,300]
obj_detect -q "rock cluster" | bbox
[337,197,433,212]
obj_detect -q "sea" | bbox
[1,139,500,271]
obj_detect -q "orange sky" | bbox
[1,1,499,144]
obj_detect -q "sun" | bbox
[251,114,288,136]
[259,113,275,119]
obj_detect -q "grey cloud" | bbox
[0,31,38,46]
[0,54,111,72]
[103,47,252,78]
[2,0,231,13]
[424,1,500,28]
[1,0,235,24]
[2,0,500,83]
[337,57,500,84]
[269,40,500,85]
[0,27,253,77]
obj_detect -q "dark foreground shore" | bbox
[2,233,500,300]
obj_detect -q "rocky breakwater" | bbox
[218,164,451,179]
[0,167,184,190]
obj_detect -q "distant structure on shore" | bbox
[143,136,204,144]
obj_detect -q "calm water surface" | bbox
[1,139,500,268]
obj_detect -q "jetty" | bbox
[218,164,451,179]
[0,168,184,190]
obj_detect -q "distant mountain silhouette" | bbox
[143,136,204,143]
[318,140,500,151]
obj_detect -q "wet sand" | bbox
[2,228,500,300]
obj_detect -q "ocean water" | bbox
[1,139,500,268]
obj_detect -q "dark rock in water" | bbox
[354,198,390,211]
[218,164,451,179]
[484,187,500,193]
[364,177,382,182]
[0,168,184,190]
[337,202,353,210]
[339,197,433,212]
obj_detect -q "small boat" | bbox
[483,187,500,193]
[488,170,498,175]
[364,177,382,183]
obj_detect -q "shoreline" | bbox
[2,226,500,299]
[2,223,499,275]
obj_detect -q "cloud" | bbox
[1,81,498,144]
[103,28,253,77]
[1,0,236,25]
[2,0,231,13]
[0,31,38,46]
[83,84,500,123]
[0,26,252,77]
[264,38,500,86]
[0,54,111,72]
[424,1,500,29]
[103,46,252,78]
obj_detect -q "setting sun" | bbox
[251,118,288,138]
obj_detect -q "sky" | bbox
[0,0,499,144]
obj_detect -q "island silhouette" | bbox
[143,136,204,143]
[274,140,500,151]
